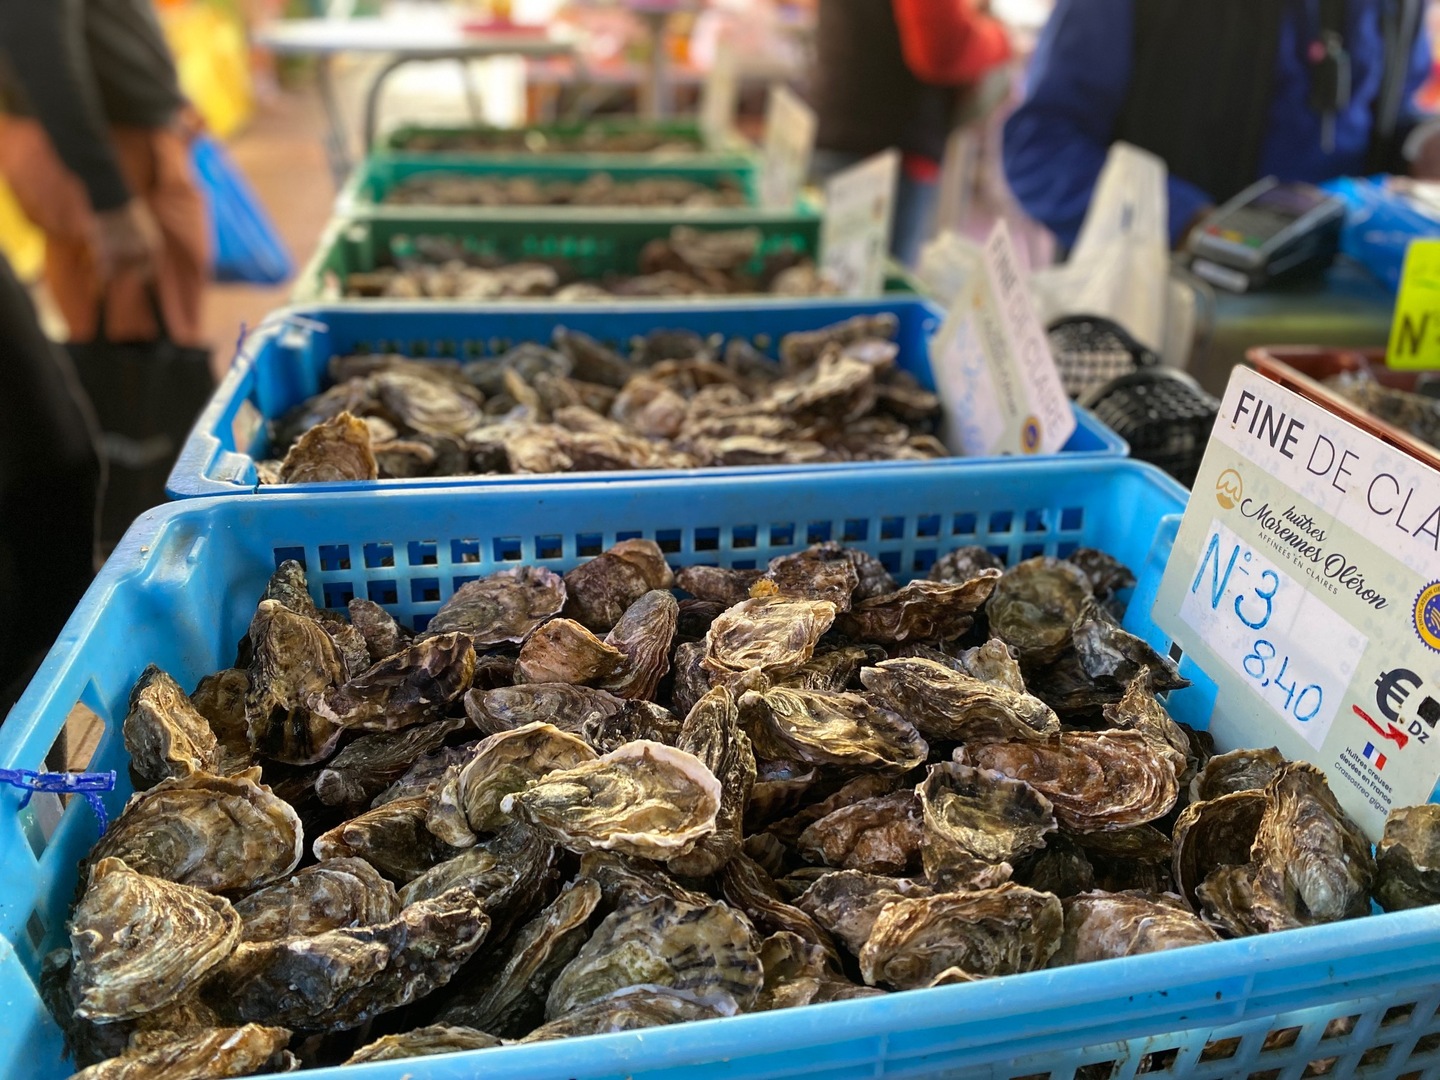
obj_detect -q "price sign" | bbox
[1154,365,1440,840]
[930,221,1076,456]
[759,85,816,210]
[819,150,898,298]
[700,42,738,150]
[1387,239,1440,371]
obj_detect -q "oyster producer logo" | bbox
[1215,469,1243,510]
[1416,582,1440,653]
[1021,415,1042,453]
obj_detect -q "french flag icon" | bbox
[1363,743,1387,770]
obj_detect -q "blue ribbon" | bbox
[0,769,117,834]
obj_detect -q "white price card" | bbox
[700,42,738,150]
[930,221,1076,457]
[819,149,898,298]
[1155,365,1440,840]
[759,85,816,210]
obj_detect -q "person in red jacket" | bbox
[811,0,1011,267]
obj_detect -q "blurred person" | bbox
[0,0,207,345]
[0,251,102,716]
[1004,0,1438,251]
[811,0,1013,267]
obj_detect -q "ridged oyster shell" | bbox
[232,857,399,942]
[69,1024,292,1080]
[123,665,220,786]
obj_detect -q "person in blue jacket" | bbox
[1003,0,1439,250]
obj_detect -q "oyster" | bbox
[465,682,624,736]
[232,858,399,943]
[371,741,478,807]
[563,539,674,631]
[1050,891,1220,966]
[347,597,411,663]
[372,370,483,437]
[1068,547,1136,601]
[1374,804,1440,912]
[746,760,820,829]
[838,573,1000,643]
[1190,746,1286,803]
[961,730,1183,833]
[345,1024,501,1064]
[928,546,1003,584]
[579,850,714,913]
[313,796,456,883]
[704,597,837,677]
[667,686,754,877]
[215,888,490,1032]
[859,657,1060,742]
[676,565,766,607]
[718,853,841,968]
[515,619,626,685]
[123,665,220,786]
[797,792,923,875]
[70,1025,292,1080]
[1011,834,1096,899]
[778,643,887,693]
[1071,599,1189,694]
[277,411,378,483]
[69,859,241,1022]
[439,877,603,1036]
[522,985,728,1042]
[244,599,345,765]
[764,546,860,610]
[1171,790,1267,912]
[1101,673,1196,779]
[767,773,900,846]
[89,769,303,893]
[502,740,721,860]
[427,722,597,846]
[399,824,561,933]
[424,566,566,645]
[986,557,1092,664]
[599,589,678,700]
[189,668,252,775]
[314,717,467,809]
[917,762,1056,886]
[583,699,682,752]
[956,638,1026,694]
[779,313,898,372]
[739,686,927,772]
[859,884,1064,988]
[310,633,476,732]
[545,897,762,1018]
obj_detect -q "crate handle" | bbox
[0,768,115,834]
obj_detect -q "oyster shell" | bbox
[859,657,1060,742]
[515,618,626,685]
[859,884,1064,988]
[745,760,820,829]
[244,600,344,765]
[764,546,860,610]
[502,740,721,860]
[215,888,490,1032]
[562,539,674,631]
[399,824,561,936]
[1050,891,1220,966]
[123,665,221,787]
[464,682,624,737]
[69,859,241,1022]
[1068,547,1136,601]
[1070,599,1189,695]
[928,546,1004,584]
[314,716,467,809]
[427,722,597,846]
[439,877,602,1036]
[1374,803,1440,912]
[740,685,927,773]
[579,850,714,913]
[232,857,399,943]
[424,566,566,645]
[778,643,887,693]
[90,769,303,893]
[346,597,410,663]
[522,985,728,1042]
[675,565,765,607]
[1012,833,1096,898]
[69,1024,292,1080]
[189,668,252,775]
[1190,746,1286,803]
[583,699,683,753]
[704,596,838,677]
[310,633,476,732]
[838,573,1000,643]
[797,792,923,875]
[545,897,762,1018]
[277,411,377,483]
[598,589,678,700]
[667,686,754,877]
[961,730,1183,833]
[344,1024,501,1064]
[917,762,1056,885]
[1172,789,1266,912]
[313,796,456,883]
[779,313,898,372]
[718,853,841,968]
[767,773,900,846]
[1101,673,1196,781]
[955,638,1026,694]
[370,741,478,807]
[986,557,1092,664]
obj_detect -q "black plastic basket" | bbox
[1079,367,1219,489]
[1046,315,1158,401]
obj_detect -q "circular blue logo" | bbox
[1416,581,1440,654]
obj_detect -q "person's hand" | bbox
[93,199,161,282]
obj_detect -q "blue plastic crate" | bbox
[6,459,1440,1080]
[167,299,1126,498]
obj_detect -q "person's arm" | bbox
[1394,16,1440,179]
[892,0,1012,86]
[1002,0,1212,248]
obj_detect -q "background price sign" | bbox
[1387,239,1440,371]
[759,86,816,210]
[819,149,898,298]
[699,41,738,150]
[1155,365,1440,840]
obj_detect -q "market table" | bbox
[253,15,580,184]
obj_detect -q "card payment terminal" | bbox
[1186,178,1345,292]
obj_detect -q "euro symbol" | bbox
[1375,668,1423,723]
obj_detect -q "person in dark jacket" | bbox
[1004,0,1438,250]
[811,0,1012,266]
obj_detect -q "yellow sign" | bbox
[1387,239,1440,371]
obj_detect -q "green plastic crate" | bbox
[293,214,916,302]
[383,118,755,165]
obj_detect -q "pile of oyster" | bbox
[382,173,748,209]
[395,129,701,155]
[258,313,946,484]
[51,543,1439,1078]
[342,226,841,300]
